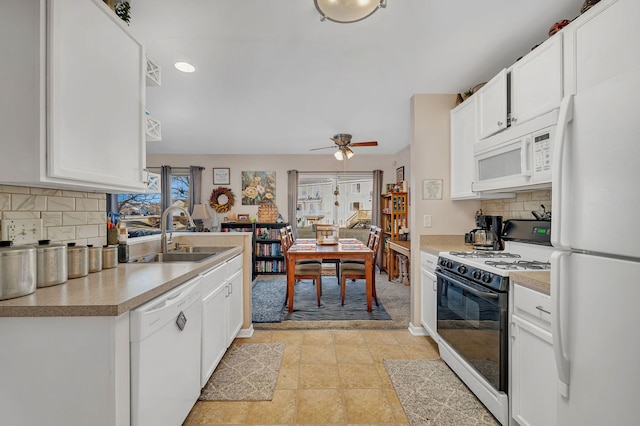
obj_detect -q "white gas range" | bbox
[435,220,552,425]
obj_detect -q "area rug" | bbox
[384,359,499,426]
[199,342,285,401]
[253,272,410,330]
[251,276,391,323]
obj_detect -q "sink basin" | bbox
[174,246,232,254]
[130,252,216,263]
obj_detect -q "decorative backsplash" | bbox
[0,185,106,246]
[480,190,552,221]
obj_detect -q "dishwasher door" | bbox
[130,276,203,426]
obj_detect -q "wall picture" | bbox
[242,171,276,205]
[213,168,230,185]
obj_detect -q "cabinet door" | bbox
[420,266,438,340]
[511,34,563,126]
[225,269,243,347]
[201,280,228,387]
[48,0,146,191]
[478,69,508,139]
[511,315,556,426]
[450,97,480,199]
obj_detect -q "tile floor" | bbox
[183,329,440,425]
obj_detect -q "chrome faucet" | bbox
[161,206,196,254]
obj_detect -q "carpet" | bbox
[199,342,285,401]
[384,359,499,426]
[251,276,391,323]
[253,272,411,330]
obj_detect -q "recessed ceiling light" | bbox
[174,62,195,73]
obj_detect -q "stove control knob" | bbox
[482,273,492,283]
[473,270,482,280]
[439,259,446,266]
[446,260,454,269]
[457,265,467,274]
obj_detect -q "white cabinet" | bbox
[510,282,556,426]
[0,0,147,193]
[200,254,243,386]
[420,251,438,341]
[450,97,480,199]
[511,34,564,126]
[477,69,508,139]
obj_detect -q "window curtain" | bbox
[188,166,204,213]
[372,169,383,268]
[160,165,173,230]
[287,170,298,237]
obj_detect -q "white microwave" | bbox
[473,111,556,193]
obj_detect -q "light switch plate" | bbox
[1,219,43,245]
[423,215,432,227]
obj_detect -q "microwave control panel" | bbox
[533,131,552,172]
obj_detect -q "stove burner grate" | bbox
[450,251,521,259]
[485,260,551,270]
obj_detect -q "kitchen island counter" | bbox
[0,246,242,317]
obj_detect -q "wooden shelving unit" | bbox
[221,222,288,279]
[380,192,408,273]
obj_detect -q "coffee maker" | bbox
[465,213,503,251]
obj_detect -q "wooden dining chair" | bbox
[279,232,323,307]
[340,229,381,306]
[341,225,380,267]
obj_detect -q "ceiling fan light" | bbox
[314,0,386,24]
[334,149,345,160]
[345,147,355,159]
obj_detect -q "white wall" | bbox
[148,153,403,224]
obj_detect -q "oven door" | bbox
[436,268,508,392]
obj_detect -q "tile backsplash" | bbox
[480,190,552,220]
[0,185,106,246]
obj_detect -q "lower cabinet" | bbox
[200,254,243,387]
[420,251,438,340]
[510,282,556,426]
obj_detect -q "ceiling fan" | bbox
[310,133,378,160]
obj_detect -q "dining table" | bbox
[285,238,374,313]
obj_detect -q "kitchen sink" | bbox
[173,246,232,254]
[129,252,217,263]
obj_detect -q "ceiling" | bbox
[129,0,583,156]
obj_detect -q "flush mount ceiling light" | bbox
[174,61,195,73]
[314,0,387,23]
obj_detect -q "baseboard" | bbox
[408,322,428,336]
[236,325,254,339]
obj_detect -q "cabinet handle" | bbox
[512,117,517,124]
[497,120,503,126]
[536,305,551,315]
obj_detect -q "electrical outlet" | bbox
[423,215,432,227]
[1,219,43,245]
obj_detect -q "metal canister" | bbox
[33,240,68,287]
[66,243,89,279]
[102,245,118,269]
[87,245,102,273]
[0,241,37,300]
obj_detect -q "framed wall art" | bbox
[242,171,276,205]
[396,166,405,183]
[213,168,230,185]
[422,179,443,200]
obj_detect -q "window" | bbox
[114,168,192,236]
[296,172,373,242]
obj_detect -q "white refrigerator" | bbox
[551,0,640,424]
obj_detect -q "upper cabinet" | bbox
[0,0,147,193]
[477,34,564,141]
[510,34,564,126]
[450,97,480,199]
[477,69,508,139]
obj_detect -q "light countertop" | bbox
[0,246,242,317]
[510,271,551,295]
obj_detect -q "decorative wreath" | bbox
[209,187,235,213]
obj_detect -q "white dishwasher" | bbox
[130,276,202,426]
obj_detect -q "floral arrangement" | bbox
[241,171,276,205]
[209,187,235,213]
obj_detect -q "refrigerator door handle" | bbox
[551,250,571,398]
[551,95,574,250]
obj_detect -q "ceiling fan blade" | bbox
[350,141,378,147]
[309,145,336,151]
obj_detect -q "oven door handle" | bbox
[436,271,499,299]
